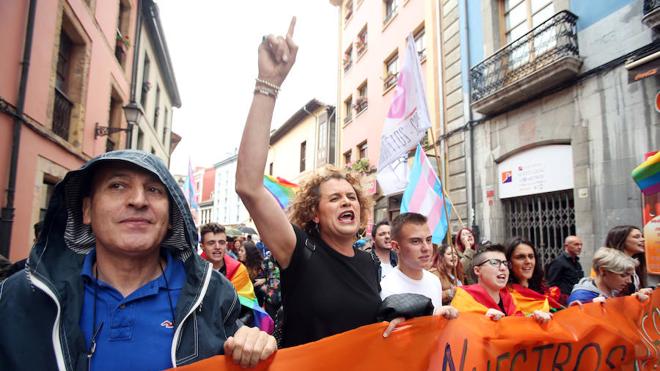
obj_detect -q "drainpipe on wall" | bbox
[458,0,478,235]
[433,0,447,185]
[126,0,143,148]
[0,0,37,258]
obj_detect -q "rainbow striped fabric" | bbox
[238,296,275,334]
[223,255,274,333]
[632,151,660,195]
[263,175,298,209]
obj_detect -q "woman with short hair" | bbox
[568,247,644,305]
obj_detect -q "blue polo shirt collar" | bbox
[81,248,184,291]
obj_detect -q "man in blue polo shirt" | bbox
[0,150,277,370]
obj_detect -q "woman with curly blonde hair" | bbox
[236,19,389,348]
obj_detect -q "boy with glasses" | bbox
[451,244,552,323]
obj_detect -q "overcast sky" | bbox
[157,1,339,175]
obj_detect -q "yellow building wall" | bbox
[267,106,328,183]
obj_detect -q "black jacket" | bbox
[546,252,584,296]
[0,150,241,370]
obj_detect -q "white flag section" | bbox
[377,156,409,195]
[377,35,431,195]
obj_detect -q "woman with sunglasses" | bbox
[451,244,552,323]
[505,238,562,314]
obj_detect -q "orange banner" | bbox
[174,291,660,371]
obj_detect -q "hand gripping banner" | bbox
[173,290,660,371]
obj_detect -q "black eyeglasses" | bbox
[475,258,511,269]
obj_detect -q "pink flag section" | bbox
[377,35,431,196]
[401,145,451,244]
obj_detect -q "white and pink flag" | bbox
[376,35,431,195]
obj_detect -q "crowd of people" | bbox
[0,17,654,370]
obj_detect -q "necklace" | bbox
[86,259,176,370]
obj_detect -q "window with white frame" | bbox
[503,0,555,69]
[414,25,426,61]
[384,0,398,24]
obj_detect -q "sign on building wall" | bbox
[498,145,574,199]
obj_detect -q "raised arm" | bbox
[236,18,298,269]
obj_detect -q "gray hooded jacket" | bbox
[567,277,603,304]
[0,150,240,370]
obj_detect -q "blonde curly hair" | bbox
[288,166,372,234]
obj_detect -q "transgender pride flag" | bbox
[183,158,199,213]
[401,144,452,244]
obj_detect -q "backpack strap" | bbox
[303,238,316,261]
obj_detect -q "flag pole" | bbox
[427,127,464,244]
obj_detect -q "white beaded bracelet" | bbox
[255,78,281,92]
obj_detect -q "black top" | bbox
[546,252,584,295]
[280,226,381,347]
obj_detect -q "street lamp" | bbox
[94,102,143,148]
[122,102,143,149]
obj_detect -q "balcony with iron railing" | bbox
[470,11,581,115]
[643,0,660,28]
[53,87,73,140]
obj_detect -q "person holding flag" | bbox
[199,222,274,334]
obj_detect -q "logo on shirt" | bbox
[160,320,174,329]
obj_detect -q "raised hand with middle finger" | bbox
[258,17,298,88]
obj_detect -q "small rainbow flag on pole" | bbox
[632,151,660,195]
[264,175,298,209]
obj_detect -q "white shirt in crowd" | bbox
[380,263,394,280]
[380,267,442,313]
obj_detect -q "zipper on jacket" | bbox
[171,263,213,367]
[31,274,68,371]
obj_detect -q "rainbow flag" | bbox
[238,296,274,334]
[223,255,274,333]
[263,175,298,209]
[632,151,660,195]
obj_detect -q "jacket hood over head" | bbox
[30,150,199,281]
